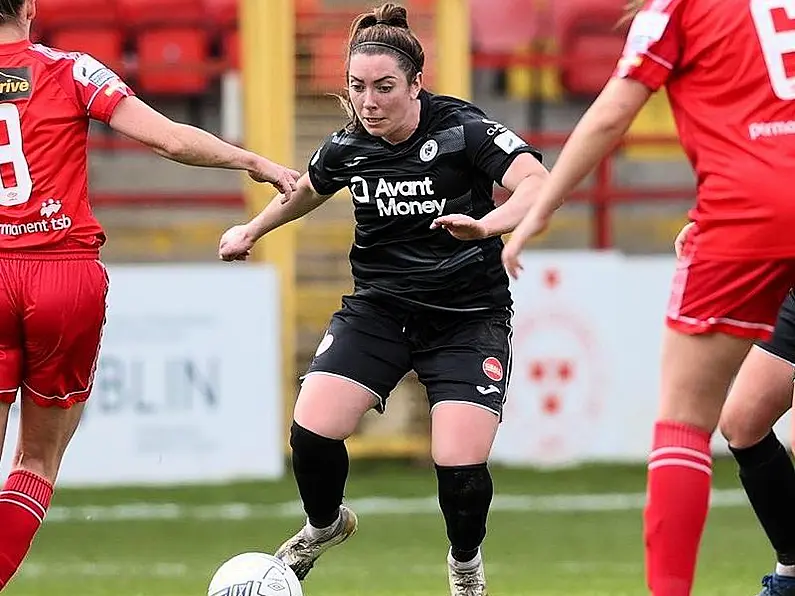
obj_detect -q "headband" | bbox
[351,41,421,71]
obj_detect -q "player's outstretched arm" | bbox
[218,173,331,262]
[476,153,550,237]
[430,153,548,241]
[108,96,300,198]
[502,77,650,278]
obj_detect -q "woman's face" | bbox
[348,52,421,142]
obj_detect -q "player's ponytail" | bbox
[0,0,24,23]
[336,2,425,132]
[353,3,411,32]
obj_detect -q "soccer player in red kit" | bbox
[502,0,795,594]
[0,0,299,590]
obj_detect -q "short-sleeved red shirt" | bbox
[616,0,795,259]
[0,40,134,256]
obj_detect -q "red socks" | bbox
[0,470,53,590]
[645,420,712,596]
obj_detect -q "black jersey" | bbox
[308,90,542,311]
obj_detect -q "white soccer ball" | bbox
[208,552,303,596]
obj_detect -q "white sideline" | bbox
[43,489,748,524]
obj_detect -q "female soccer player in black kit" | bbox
[218,3,548,594]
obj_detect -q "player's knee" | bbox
[293,375,375,440]
[719,405,773,448]
[437,462,493,491]
[433,450,490,468]
[430,403,499,466]
[436,463,493,505]
[289,421,347,463]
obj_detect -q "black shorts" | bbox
[757,292,795,365]
[304,295,513,416]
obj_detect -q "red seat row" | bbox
[33,0,627,98]
[36,0,236,27]
[32,0,436,96]
[35,27,215,95]
[469,0,628,97]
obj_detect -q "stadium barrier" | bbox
[496,251,792,468]
[0,264,284,487]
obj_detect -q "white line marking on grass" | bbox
[42,489,748,524]
[19,562,189,578]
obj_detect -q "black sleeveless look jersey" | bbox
[308,91,542,312]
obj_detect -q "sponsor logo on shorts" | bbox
[315,333,334,357]
[0,68,31,100]
[476,384,501,396]
[482,357,503,382]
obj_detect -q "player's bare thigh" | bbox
[720,346,793,448]
[660,328,753,432]
[663,255,795,431]
[0,258,23,417]
[12,399,85,483]
[22,259,107,408]
[10,259,107,483]
[431,403,498,466]
[293,374,379,440]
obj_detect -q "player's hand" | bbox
[501,211,550,279]
[429,214,489,240]
[501,239,524,280]
[674,221,695,258]
[248,158,301,201]
[219,224,255,262]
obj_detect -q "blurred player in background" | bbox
[218,3,548,594]
[675,223,795,596]
[501,0,795,594]
[0,0,299,590]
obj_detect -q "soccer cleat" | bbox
[447,549,488,596]
[759,573,795,596]
[274,505,358,580]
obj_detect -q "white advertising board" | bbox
[492,251,792,467]
[1,264,284,487]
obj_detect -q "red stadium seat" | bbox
[203,0,237,28]
[309,28,349,94]
[136,28,209,94]
[49,27,124,71]
[308,20,437,93]
[295,0,321,18]
[406,0,436,18]
[553,0,628,97]
[223,28,239,71]
[36,0,117,28]
[470,0,540,55]
[562,34,625,97]
[117,0,204,26]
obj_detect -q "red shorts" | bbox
[666,240,795,341]
[0,257,109,408]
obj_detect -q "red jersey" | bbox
[0,39,133,258]
[616,0,795,259]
